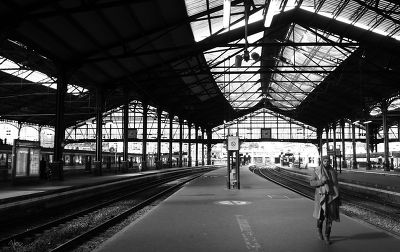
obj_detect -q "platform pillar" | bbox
[142,102,148,171]
[179,118,183,167]
[157,108,162,169]
[352,122,357,169]
[95,88,104,176]
[365,121,371,170]
[53,72,68,180]
[206,128,212,165]
[123,91,129,172]
[382,100,390,171]
[333,123,337,171]
[169,114,173,168]
[195,125,199,166]
[325,125,329,157]
[398,120,400,141]
[202,128,205,166]
[317,127,323,165]
[340,119,347,169]
[188,122,192,167]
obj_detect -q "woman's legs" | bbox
[317,211,325,240]
[325,218,332,244]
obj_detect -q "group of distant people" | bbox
[242,154,251,165]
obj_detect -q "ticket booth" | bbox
[12,139,41,184]
[226,136,240,189]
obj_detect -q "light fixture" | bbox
[235,55,243,67]
[234,51,260,67]
[223,0,232,29]
[251,52,260,61]
[363,120,372,124]
[264,0,281,27]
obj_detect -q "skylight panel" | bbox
[0,56,88,95]
[207,32,264,110]
[267,23,357,110]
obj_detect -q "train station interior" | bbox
[0,1,400,251]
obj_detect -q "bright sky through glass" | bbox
[0,56,88,95]
[184,0,399,112]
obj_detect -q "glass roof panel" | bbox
[206,31,264,110]
[268,23,357,110]
[183,0,399,114]
[0,56,88,96]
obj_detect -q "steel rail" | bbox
[49,172,206,252]
[0,167,211,248]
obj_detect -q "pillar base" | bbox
[352,161,358,169]
[93,161,102,176]
[49,162,64,181]
[121,161,129,173]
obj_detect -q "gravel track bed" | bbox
[1,185,176,252]
[73,191,174,252]
[340,204,400,237]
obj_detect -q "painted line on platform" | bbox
[235,215,262,252]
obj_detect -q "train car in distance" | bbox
[0,144,143,181]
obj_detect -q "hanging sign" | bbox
[227,136,240,151]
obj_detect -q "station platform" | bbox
[95,167,400,252]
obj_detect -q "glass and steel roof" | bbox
[267,24,357,110]
[184,0,400,113]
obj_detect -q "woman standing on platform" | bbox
[310,156,340,245]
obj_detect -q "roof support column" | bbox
[169,114,173,168]
[398,120,400,141]
[317,127,323,166]
[365,122,371,170]
[195,125,199,166]
[332,123,337,171]
[17,122,21,139]
[382,100,390,171]
[202,128,205,166]
[95,88,104,176]
[142,102,148,171]
[188,122,192,167]
[340,119,346,170]
[351,122,357,169]
[206,128,212,165]
[53,73,67,180]
[325,125,329,156]
[179,118,183,168]
[122,91,129,172]
[38,126,42,147]
[157,108,162,169]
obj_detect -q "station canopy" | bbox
[0,0,400,130]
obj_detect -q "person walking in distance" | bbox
[310,156,340,245]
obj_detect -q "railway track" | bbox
[250,165,400,238]
[0,168,211,251]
